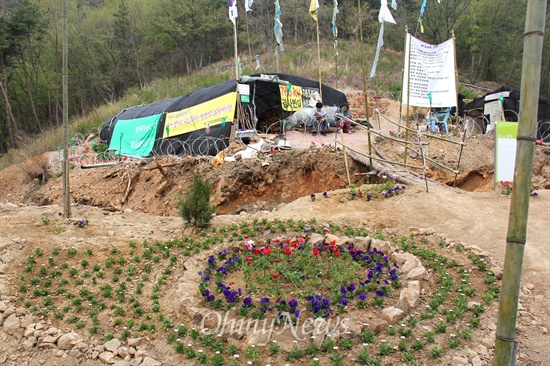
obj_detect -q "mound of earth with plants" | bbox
[0,95,549,365]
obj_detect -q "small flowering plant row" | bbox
[311,181,407,202]
[197,235,401,320]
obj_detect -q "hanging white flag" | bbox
[332,0,339,38]
[391,0,397,11]
[255,55,260,70]
[245,0,254,12]
[274,0,284,52]
[370,0,396,78]
[229,0,238,24]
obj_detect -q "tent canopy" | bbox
[99,74,348,156]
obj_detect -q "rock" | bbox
[370,239,396,255]
[467,301,481,309]
[452,356,469,364]
[127,337,145,348]
[104,339,121,353]
[43,333,60,344]
[117,346,129,358]
[57,332,79,350]
[308,233,325,245]
[68,349,84,358]
[474,344,488,356]
[141,356,161,366]
[472,355,483,366]
[406,266,429,281]
[98,351,115,364]
[325,234,339,244]
[2,313,21,335]
[0,301,7,312]
[21,339,35,351]
[46,326,59,335]
[353,236,372,252]
[407,280,421,292]
[381,307,405,324]
[113,361,128,366]
[364,319,387,335]
[54,350,65,358]
[481,337,494,348]
[399,288,421,309]
[15,307,26,317]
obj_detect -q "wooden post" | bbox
[233,20,239,80]
[493,1,546,365]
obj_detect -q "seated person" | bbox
[336,103,352,133]
[311,102,328,136]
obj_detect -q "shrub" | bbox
[177,173,216,228]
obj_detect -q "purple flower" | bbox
[216,266,227,275]
[288,299,298,309]
[294,309,301,318]
[260,297,270,305]
[305,227,311,233]
[313,305,321,313]
[375,289,385,297]
[323,191,328,198]
[347,283,356,292]
[323,309,330,318]
[339,298,348,306]
[311,194,316,201]
[242,297,252,307]
[401,186,406,189]
[366,193,372,200]
[207,295,215,302]
[207,256,215,265]
[202,289,210,297]
[358,293,367,301]
[322,298,330,307]
[340,286,348,297]
[202,275,210,281]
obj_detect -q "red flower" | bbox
[253,249,261,255]
[263,247,272,255]
[330,240,337,246]
[244,234,249,239]
[274,259,281,263]
[313,247,321,257]
[332,247,341,257]
[285,239,291,244]
[272,273,279,279]
[283,247,293,255]
[290,240,299,248]
[245,256,253,264]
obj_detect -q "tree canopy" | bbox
[0,0,548,153]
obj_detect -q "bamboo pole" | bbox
[245,11,252,62]
[398,26,408,134]
[340,131,351,185]
[493,1,546,365]
[357,0,373,173]
[404,32,412,166]
[453,129,468,187]
[62,0,70,218]
[316,16,322,99]
[233,20,239,80]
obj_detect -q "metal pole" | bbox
[493,1,546,365]
[62,0,70,218]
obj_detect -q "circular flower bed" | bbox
[197,232,402,322]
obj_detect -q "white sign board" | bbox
[402,34,457,108]
[495,121,518,183]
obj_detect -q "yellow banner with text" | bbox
[163,92,237,137]
[279,85,303,111]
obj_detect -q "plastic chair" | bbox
[427,107,451,133]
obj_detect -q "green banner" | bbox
[495,121,518,183]
[109,114,161,157]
